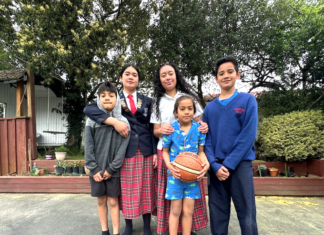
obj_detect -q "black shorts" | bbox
[89,176,120,197]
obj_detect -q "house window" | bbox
[0,103,6,118]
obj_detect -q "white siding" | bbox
[0,84,67,146]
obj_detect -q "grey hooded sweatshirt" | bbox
[85,94,130,177]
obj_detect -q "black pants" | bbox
[208,161,258,235]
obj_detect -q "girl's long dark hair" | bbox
[120,63,141,80]
[152,62,198,120]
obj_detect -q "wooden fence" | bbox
[0,118,30,176]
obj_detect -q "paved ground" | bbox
[0,194,323,235]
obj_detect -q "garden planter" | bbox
[269,168,279,177]
[72,167,79,174]
[56,167,64,175]
[280,171,295,177]
[65,167,73,174]
[55,152,67,161]
[1,176,323,196]
[253,167,258,176]
[79,167,86,174]
[307,159,324,176]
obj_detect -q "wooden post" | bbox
[16,80,24,116]
[26,69,37,160]
[28,139,32,172]
[16,118,28,174]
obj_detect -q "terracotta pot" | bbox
[269,168,279,177]
[38,169,45,176]
[55,152,67,161]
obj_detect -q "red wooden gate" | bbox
[0,118,29,176]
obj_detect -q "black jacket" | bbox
[83,92,157,158]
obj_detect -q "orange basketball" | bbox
[173,152,203,182]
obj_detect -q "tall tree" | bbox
[0,0,16,70]
[239,0,324,92]
[149,0,222,107]
[149,0,272,105]
[4,0,153,149]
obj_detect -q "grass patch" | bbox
[253,160,266,162]
[36,154,84,161]
[65,155,84,161]
[37,146,84,161]
[36,151,84,161]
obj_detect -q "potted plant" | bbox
[54,159,64,175]
[38,167,48,176]
[55,144,68,161]
[280,163,295,177]
[269,167,279,177]
[39,167,48,175]
[72,161,79,174]
[65,162,73,174]
[78,161,86,174]
[257,164,267,177]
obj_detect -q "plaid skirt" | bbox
[120,149,156,219]
[155,150,208,234]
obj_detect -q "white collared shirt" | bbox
[123,90,137,109]
[150,91,203,150]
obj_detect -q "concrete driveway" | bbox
[0,194,323,235]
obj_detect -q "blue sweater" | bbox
[203,92,258,174]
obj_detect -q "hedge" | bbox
[257,110,324,161]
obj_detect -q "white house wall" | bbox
[35,96,67,146]
[0,84,67,146]
[0,83,28,117]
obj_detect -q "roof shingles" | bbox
[0,69,27,82]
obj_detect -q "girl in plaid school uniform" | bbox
[84,64,157,235]
[150,63,209,235]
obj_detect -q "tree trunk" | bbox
[63,76,86,151]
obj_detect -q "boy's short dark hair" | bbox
[97,81,117,96]
[213,56,239,77]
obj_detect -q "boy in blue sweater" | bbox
[203,56,258,235]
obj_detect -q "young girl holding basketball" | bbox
[162,95,209,235]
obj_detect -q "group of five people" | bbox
[84,56,258,235]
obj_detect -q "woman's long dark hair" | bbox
[152,62,198,120]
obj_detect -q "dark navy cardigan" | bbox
[83,92,157,158]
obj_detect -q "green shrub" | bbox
[257,110,324,161]
[55,144,69,152]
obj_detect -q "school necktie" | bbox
[128,94,137,114]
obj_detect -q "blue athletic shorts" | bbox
[165,175,201,200]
